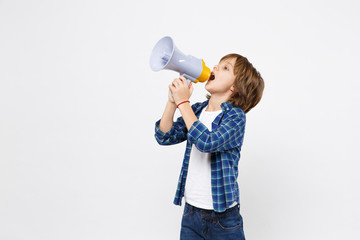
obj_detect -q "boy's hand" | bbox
[169,76,194,105]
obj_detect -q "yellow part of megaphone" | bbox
[194,60,211,83]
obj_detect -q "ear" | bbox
[230,85,235,92]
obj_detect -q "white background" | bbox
[1,0,359,239]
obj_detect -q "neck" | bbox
[206,95,229,112]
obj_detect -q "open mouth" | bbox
[209,72,215,81]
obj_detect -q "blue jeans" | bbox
[180,203,245,240]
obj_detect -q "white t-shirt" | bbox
[184,108,222,210]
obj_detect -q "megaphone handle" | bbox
[180,73,194,85]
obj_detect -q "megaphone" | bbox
[149,36,211,85]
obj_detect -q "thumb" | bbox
[189,82,194,94]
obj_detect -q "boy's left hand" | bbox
[169,76,194,105]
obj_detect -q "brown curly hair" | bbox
[207,53,264,113]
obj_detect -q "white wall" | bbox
[1,0,359,239]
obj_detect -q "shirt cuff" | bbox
[155,119,174,139]
[187,120,208,145]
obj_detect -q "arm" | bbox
[158,100,177,133]
[169,77,246,152]
[187,112,246,153]
[177,102,198,131]
[154,88,188,145]
[169,76,197,131]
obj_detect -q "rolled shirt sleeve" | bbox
[187,111,246,153]
[154,117,188,145]
[154,102,204,146]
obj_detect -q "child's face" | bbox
[205,57,236,96]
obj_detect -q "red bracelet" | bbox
[177,100,190,108]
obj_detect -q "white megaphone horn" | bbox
[149,36,211,85]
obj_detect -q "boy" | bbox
[154,54,264,240]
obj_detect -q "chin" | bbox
[205,83,211,92]
[205,86,214,95]
[205,81,211,91]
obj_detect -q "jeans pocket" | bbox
[183,204,192,218]
[216,211,243,231]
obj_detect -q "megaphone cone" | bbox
[150,36,211,84]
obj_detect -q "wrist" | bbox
[176,100,190,108]
[175,98,189,105]
[166,101,176,113]
[167,99,176,106]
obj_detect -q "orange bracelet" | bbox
[177,100,190,108]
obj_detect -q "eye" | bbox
[224,66,229,70]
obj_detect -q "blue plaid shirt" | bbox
[154,100,246,212]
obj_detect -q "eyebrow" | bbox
[221,61,234,68]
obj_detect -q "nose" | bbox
[213,65,218,72]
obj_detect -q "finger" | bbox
[179,76,187,83]
[173,78,181,87]
[181,77,189,86]
[189,83,194,93]
[178,79,185,87]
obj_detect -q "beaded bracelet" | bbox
[177,100,190,108]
